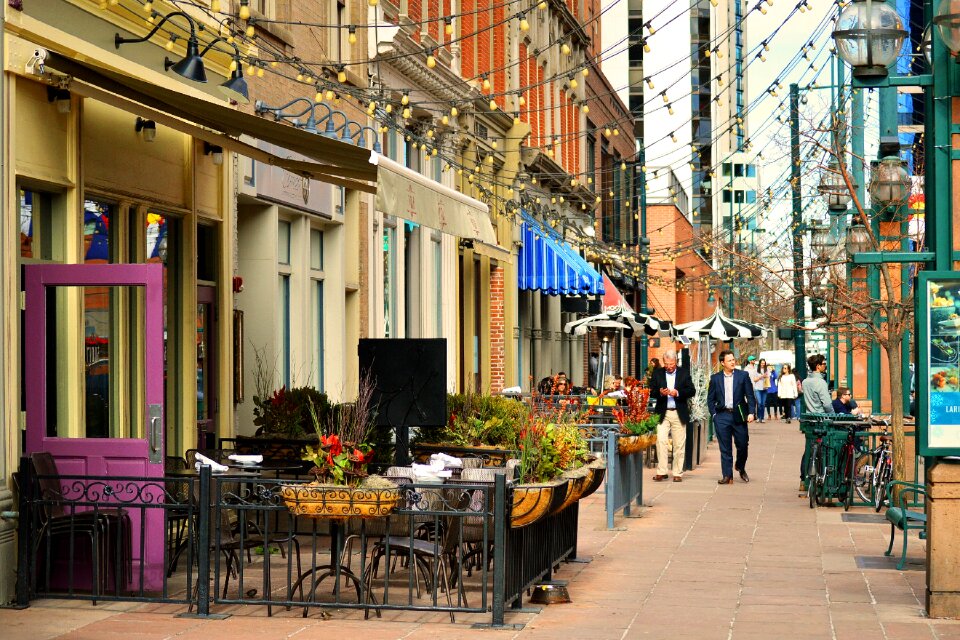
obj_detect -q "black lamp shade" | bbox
[219,70,249,103]
[170,38,207,83]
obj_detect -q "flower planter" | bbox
[617,433,656,455]
[551,474,588,515]
[580,463,607,501]
[411,443,516,468]
[510,479,569,528]
[280,483,402,521]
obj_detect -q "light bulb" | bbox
[165,39,175,52]
[561,43,571,56]
[432,148,438,156]
[338,70,347,83]
[348,28,357,45]
[538,0,547,9]
[582,104,589,114]
[368,0,378,6]
[643,41,651,53]
[427,129,434,138]
[662,93,669,104]
[491,140,498,148]
[571,179,577,186]
[296,73,304,82]
[668,105,674,115]
[445,19,454,35]
[621,162,627,171]
[514,116,521,125]
[489,99,498,110]
[257,66,264,77]
[211,0,221,11]
[613,128,619,136]
[482,77,491,90]
[426,54,436,68]
[582,68,589,77]
[645,78,655,90]
[246,25,255,37]
[441,114,449,125]
[402,107,411,119]
[315,91,324,102]
[596,196,602,203]
[143,1,152,12]
[401,94,409,105]
[570,77,578,89]
[270,60,278,68]
[520,17,530,31]
[385,104,393,113]
[368,101,377,112]
[604,127,612,137]
[247,63,256,76]
[451,106,458,117]
[325,90,335,100]
[519,95,526,106]
[239,2,250,20]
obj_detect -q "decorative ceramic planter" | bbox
[510,479,569,528]
[280,483,401,520]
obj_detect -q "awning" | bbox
[33,35,501,244]
[518,210,604,296]
[374,155,497,245]
[601,273,635,313]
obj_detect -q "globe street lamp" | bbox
[845,220,871,256]
[933,0,960,53]
[818,161,856,212]
[868,155,911,212]
[832,0,908,78]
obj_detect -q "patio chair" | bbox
[30,452,132,599]
[363,491,473,622]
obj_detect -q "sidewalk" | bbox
[4,420,956,640]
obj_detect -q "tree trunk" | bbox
[885,331,906,490]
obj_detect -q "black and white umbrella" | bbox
[672,307,767,341]
[563,307,671,337]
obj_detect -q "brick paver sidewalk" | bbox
[4,420,956,639]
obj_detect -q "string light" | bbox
[348,26,357,45]
[239,0,250,20]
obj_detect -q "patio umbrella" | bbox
[564,308,670,338]
[672,307,767,341]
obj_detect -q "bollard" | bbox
[491,473,506,626]
[196,465,211,616]
[606,430,618,530]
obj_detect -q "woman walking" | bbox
[751,359,772,422]
[777,364,799,423]
[766,366,780,419]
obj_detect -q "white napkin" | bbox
[430,453,462,468]
[411,460,452,480]
[606,390,626,398]
[228,454,263,464]
[501,386,522,395]
[195,452,229,472]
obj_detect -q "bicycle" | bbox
[808,424,860,510]
[870,428,893,512]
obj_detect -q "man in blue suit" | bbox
[708,350,757,484]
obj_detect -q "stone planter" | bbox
[280,483,401,521]
[510,479,569,528]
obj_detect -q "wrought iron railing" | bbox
[14,458,581,626]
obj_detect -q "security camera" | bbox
[25,48,48,76]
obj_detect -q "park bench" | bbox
[883,480,927,570]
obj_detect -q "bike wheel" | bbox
[873,462,891,512]
[843,451,855,511]
[807,443,819,509]
[853,452,872,503]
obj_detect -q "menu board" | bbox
[920,273,960,454]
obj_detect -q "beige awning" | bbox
[374,155,497,245]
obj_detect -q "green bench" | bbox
[883,480,927,570]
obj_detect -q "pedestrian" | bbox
[651,350,696,483]
[803,354,832,414]
[708,350,756,484]
[831,387,862,416]
[749,358,771,423]
[777,364,799,423]
[766,365,779,419]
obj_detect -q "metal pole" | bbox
[791,84,807,381]
[638,145,648,373]
[491,473,506,626]
[196,465,211,616]
[849,84,864,392]
[606,429,617,530]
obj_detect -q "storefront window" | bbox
[84,200,115,264]
[278,220,291,265]
[279,274,291,387]
[310,227,324,390]
[20,189,57,260]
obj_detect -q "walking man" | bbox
[651,350,697,483]
[708,350,756,484]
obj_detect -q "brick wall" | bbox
[490,264,505,392]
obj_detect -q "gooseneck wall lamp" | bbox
[254,98,383,153]
[115,11,207,83]
[197,38,249,103]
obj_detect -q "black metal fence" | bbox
[14,457,583,625]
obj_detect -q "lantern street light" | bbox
[818,161,856,212]
[845,220,871,256]
[921,25,933,66]
[933,0,960,53]
[832,0,908,78]
[868,155,911,211]
[809,221,835,261]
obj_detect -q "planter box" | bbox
[617,433,656,455]
[280,483,402,520]
[511,480,569,528]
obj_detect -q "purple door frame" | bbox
[24,263,166,591]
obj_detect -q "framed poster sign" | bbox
[918,271,960,455]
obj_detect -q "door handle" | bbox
[148,403,162,463]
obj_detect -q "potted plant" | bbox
[411,393,527,465]
[280,389,400,521]
[612,382,658,454]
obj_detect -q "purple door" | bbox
[24,263,165,590]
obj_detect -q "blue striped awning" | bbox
[518,211,604,296]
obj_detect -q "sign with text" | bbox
[918,272,960,455]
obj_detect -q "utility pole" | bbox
[849,77,864,392]
[790,83,807,381]
[637,144,648,374]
